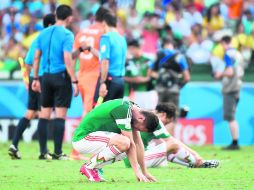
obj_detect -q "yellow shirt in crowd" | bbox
[203,16,224,31]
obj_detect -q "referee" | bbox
[32,5,78,160]
[8,14,56,159]
[94,13,127,102]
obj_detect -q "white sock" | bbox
[115,152,127,162]
[86,145,122,169]
[168,148,196,166]
[168,154,189,167]
[96,152,127,168]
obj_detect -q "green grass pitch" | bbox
[0,142,254,190]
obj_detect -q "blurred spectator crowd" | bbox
[0,0,253,80]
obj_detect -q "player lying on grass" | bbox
[72,99,159,182]
[124,103,219,168]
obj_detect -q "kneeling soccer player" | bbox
[72,99,159,182]
[124,103,219,168]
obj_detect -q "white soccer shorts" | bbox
[72,131,118,154]
[145,142,168,168]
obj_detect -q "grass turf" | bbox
[0,142,254,190]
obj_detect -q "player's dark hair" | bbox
[141,111,159,133]
[221,35,231,44]
[156,103,176,120]
[43,13,56,28]
[95,7,110,22]
[128,39,140,47]
[56,4,72,20]
[103,13,117,27]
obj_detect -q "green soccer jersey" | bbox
[72,99,133,142]
[123,120,171,167]
[125,56,151,92]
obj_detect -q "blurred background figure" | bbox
[183,3,203,27]
[73,7,109,117]
[224,0,244,32]
[169,6,191,40]
[125,39,158,110]
[203,3,224,37]
[2,37,24,73]
[151,38,190,111]
[213,35,244,150]
[186,24,212,65]
[150,38,190,134]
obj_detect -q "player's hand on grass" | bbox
[99,83,108,98]
[143,171,157,182]
[32,80,41,93]
[135,171,150,182]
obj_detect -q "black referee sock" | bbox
[53,118,65,155]
[37,118,49,155]
[12,117,30,148]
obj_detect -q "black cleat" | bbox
[222,144,240,150]
[51,153,70,160]
[39,153,52,160]
[199,160,219,168]
[8,145,21,160]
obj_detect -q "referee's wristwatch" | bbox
[72,80,78,84]
[86,46,91,51]
[79,46,91,52]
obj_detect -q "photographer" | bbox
[150,38,190,110]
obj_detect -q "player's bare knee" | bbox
[165,138,180,152]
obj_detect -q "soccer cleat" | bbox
[8,145,21,160]
[97,168,106,182]
[52,153,70,160]
[198,160,219,168]
[80,164,102,182]
[222,144,240,150]
[39,153,52,160]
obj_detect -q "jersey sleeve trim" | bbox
[153,120,170,138]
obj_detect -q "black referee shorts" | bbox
[41,71,72,108]
[28,77,41,111]
[93,76,124,103]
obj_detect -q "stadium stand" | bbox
[0,0,253,82]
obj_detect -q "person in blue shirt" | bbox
[150,38,190,134]
[151,38,190,109]
[214,35,244,150]
[94,12,127,103]
[8,13,56,160]
[32,5,78,160]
